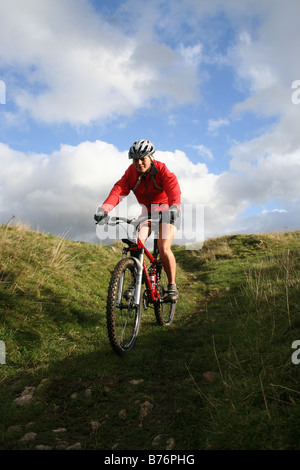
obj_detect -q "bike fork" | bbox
[132,252,144,307]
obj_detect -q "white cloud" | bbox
[261,209,287,215]
[179,43,202,66]
[0,140,218,241]
[228,1,300,119]
[208,118,229,135]
[0,140,129,241]
[0,0,201,125]
[228,205,298,235]
[1,137,299,243]
[191,144,214,161]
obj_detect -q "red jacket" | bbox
[101,160,181,214]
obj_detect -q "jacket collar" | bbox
[132,161,162,193]
[150,161,158,176]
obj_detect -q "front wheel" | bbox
[106,258,142,355]
[154,265,176,326]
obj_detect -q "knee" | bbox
[157,240,171,257]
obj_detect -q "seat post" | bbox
[153,237,159,256]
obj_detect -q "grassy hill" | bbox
[0,223,300,450]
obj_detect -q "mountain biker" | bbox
[94,139,181,301]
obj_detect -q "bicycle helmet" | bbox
[128,139,155,159]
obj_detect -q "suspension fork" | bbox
[131,251,144,307]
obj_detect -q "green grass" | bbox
[0,223,300,450]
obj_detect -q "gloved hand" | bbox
[94,207,108,223]
[169,205,179,224]
[162,205,179,224]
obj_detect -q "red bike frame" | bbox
[127,236,161,303]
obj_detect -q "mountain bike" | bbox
[98,214,177,356]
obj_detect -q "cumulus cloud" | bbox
[0,140,215,242]
[228,1,300,119]
[0,0,201,125]
[0,140,128,241]
[1,135,298,243]
[1,132,299,243]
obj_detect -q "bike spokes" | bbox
[106,258,142,355]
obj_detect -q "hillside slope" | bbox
[0,224,300,450]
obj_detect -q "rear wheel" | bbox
[106,258,142,355]
[154,265,176,326]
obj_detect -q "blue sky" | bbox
[0,0,300,244]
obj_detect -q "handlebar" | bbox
[96,213,161,228]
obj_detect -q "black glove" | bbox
[162,205,179,224]
[169,205,179,224]
[94,207,108,223]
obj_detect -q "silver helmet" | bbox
[128,139,155,159]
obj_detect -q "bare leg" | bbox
[138,220,151,245]
[157,223,177,285]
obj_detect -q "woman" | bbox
[94,139,181,300]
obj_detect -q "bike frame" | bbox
[100,214,176,355]
[123,235,161,305]
[103,215,162,307]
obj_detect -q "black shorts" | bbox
[147,211,181,231]
[169,212,181,230]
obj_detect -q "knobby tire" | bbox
[154,265,176,326]
[106,258,141,356]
